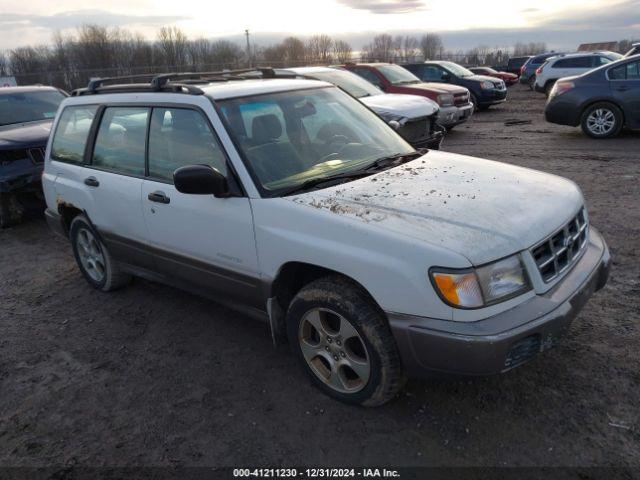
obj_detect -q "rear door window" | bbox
[147,107,228,181]
[92,107,149,176]
[351,68,383,88]
[609,62,640,80]
[50,105,98,164]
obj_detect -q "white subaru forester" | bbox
[43,71,610,406]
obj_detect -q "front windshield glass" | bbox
[0,90,65,126]
[440,62,475,77]
[309,69,383,98]
[376,65,421,85]
[219,87,414,197]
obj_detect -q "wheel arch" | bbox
[267,261,384,345]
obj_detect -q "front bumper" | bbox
[409,124,446,150]
[477,88,507,106]
[387,227,611,377]
[437,104,473,127]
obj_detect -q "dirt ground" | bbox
[1,85,639,469]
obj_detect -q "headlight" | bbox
[430,255,531,309]
[377,111,406,125]
[480,81,494,90]
[437,94,454,107]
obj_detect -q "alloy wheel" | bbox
[298,308,370,394]
[76,227,106,283]
[586,108,616,136]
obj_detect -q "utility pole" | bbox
[245,29,251,67]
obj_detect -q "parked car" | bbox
[468,67,518,86]
[519,52,565,89]
[534,51,623,96]
[625,43,640,57]
[1,86,67,228]
[404,61,507,111]
[284,66,444,149]
[44,71,610,406]
[545,54,640,138]
[343,63,473,130]
[506,56,531,75]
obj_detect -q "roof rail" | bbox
[72,68,295,96]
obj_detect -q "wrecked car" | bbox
[43,71,610,406]
[1,86,67,228]
[284,66,444,149]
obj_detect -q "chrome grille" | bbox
[531,208,589,283]
[398,117,430,142]
[454,92,470,106]
[28,147,45,164]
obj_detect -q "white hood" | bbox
[290,151,584,265]
[360,93,439,122]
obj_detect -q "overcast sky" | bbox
[0,0,638,51]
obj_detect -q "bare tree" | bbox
[333,40,352,63]
[362,34,394,62]
[394,35,420,62]
[0,53,7,76]
[157,26,188,69]
[307,35,334,64]
[513,42,547,56]
[281,36,307,66]
[420,34,443,60]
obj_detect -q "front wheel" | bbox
[528,75,536,90]
[287,275,405,406]
[70,215,131,291]
[0,193,24,229]
[580,102,623,139]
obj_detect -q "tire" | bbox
[470,93,479,112]
[580,102,624,139]
[70,215,131,291]
[528,75,536,91]
[286,275,405,406]
[0,193,24,229]
[544,80,556,98]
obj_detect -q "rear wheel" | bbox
[0,193,24,229]
[528,75,536,90]
[580,102,623,139]
[70,215,131,291]
[287,275,405,406]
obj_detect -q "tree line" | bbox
[0,25,636,92]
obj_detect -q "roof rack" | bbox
[71,68,297,96]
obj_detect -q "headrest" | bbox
[251,114,282,144]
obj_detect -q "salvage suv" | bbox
[44,70,611,406]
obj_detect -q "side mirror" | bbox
[442,73,451,82]
[388,120,401,130]
[174,165,228,197]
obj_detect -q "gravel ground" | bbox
[1,85,639,468]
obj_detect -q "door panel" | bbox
[141,106,261,306]
[610,61,640,128]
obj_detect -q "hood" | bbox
[361,93,439,120]
[0,120,52,150]
[290,151,583,265]
[408,82,468,95]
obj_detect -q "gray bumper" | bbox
[437,104,473,127]
[387,228,611,377]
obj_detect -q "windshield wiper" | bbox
[280,170,375,197]
[365,151,423,171]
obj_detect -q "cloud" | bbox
[0,9,189,31]
[527,0,640,29]
[336,0,426,14]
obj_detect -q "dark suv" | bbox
[1,86,67,227]
[506,56,531,75]
[545,55,640,138]
[403,61,507,111]
[519,52,565,89]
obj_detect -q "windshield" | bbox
[376,65,421,85]
[219,87,414,197]
[308,69,383,98]
[0,90,65,126]
[439,62,475,77]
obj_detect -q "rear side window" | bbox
[554,57,592,68]
[92,107,149,176]
[610,62,640,80]
[351,68,383,88]
[50,105,98,164]
[148,107,228,181]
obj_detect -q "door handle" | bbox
[84,176,99,187]
[615,86,628,92]
[148,191,170,204]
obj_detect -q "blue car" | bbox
[519,52,566,89]
[403,61,507,111]
[0,86,67,227]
